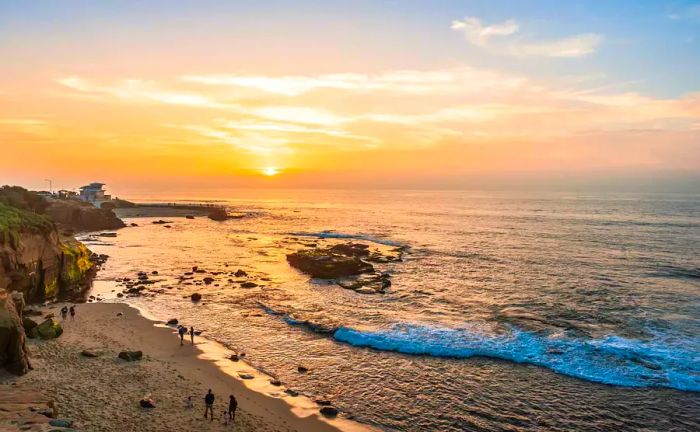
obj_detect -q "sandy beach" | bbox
[2,302,374,432]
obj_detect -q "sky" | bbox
[1,0,699,195]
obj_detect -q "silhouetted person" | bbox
[204,389,215,421]
[69,305,76,321]
[60,306,68,321]
[228,394,237,422]
[190,326,195,345]
[178,326,187,346]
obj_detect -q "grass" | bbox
[0,202,54,247]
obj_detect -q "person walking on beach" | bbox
[190,326,195,345]
[178,326,187,346]
[60,306,68,321]
[69,305,76,321]
[204,389,215,421]
[228,394,237,423]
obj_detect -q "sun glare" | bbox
[262,167,279,176]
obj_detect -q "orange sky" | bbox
[2,2,699,195]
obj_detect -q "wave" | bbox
[333,323,700,392]
[288,231,405,247]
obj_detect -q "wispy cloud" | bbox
[451,16,602,58]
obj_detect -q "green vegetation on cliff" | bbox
[0,202,53,247]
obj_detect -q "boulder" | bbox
[118,350,143,361]
[29,318,63,340]
[22,317,38,334]
[49,419,73,428]
[203,277,214,285]
[81,350,99,358]
[234,269,247,277]
[238,373,254,379]
[191,293,202,302]
[167,318,178,325]
[0,290,31,375]
[297,365,309,373]
[269,379,282,386]
[320,406,339,417]
[240,282,258,288]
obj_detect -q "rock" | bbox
[320,406,339,417]
[152,220,171,225]
[286,248,374,279]
[238,373,254,379]
[203,277,214,285]
[191,293,202,302]
[116,312,123,316]
[151,270,158,275]
[297,365,309,373]
[192,266,198,272]
[44,199,125,231]
[118,350,143,361]
[80,350,99,358]
[167,318,178,325]
[329,243,370,257]
[130,222,138,227]
[234,269,247,277]
[269,379,282,386]
[23,309,43,317]
[22,317,38,334]
[228,354,239,361]
[29,319,63,340]
[240,282,258,288]
[49,419,73,427]
[207,208,229,221]
[116,293,124,298]
[284,389,299,397]
[315,398,332,406]
[0,290,31,375]
[185,215,195,219]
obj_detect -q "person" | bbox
[69,305,76,321]
[190,326,195,345]
[178,326,187,346]
[204,389,215,421]
[60,306,68,321]
[184,395,193,408]
[228,394,237,423]
[223,410,230,426]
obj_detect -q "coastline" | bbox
[3,302,377,432]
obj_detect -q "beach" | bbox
[4,302,372,432]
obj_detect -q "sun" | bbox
[262,167,279,176]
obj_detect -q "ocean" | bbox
[86,190,700,431]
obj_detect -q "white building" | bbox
[79,182,112,208]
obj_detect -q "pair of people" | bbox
[60,305,75,321]
[178,326,195,346]
[203,389,237,424]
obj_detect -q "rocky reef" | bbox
[286,241,406,294]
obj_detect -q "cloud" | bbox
[668,4,700,22]
[451,16,602,58]
[509,33,603,58]
[450,17,519,46]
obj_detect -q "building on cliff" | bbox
[78,183,112,208]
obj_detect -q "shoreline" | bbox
[3,302,377,432]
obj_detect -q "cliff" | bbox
[0,203,95,303]
[44,199,125,232]
[0,290,30,375]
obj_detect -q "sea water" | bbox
[87,190,700,431]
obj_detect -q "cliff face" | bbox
[0,204,95,303]
[0,290,30,375]
[45,199,125,232]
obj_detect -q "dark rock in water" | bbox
[97,232,117,237]
[329,243,370,257]
[315,398,332,406]
[238,373,254,379]
[191,293,202,302]
[192,266,198,272]
[194,330,203,336]
[320,406,339,417]
[229,354,239,361]
[152,220,171,225]
[240,282,258,288]
[234,269,247,277]
[203,277,214,285]
[297,365,309,373]
[81,350,99,358]
[207,208,229,221]
[167,318,178,325]
[29,318,63,340]
[185,215,195,219]
[151,270,158,275]
[130,222,138,227]
[284,389,299,397]
[269,379,282,386]
[118,350,143,361]
[164,225,172,228]
[116,293,124,298]
[286,248,374,279]
[0,291,30,375]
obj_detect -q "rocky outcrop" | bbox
[44,199,125,231]
[286,247,374,279]
[28,318,63,340]
[0,290,31,375]
[0,204,96,303]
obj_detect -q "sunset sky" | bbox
[1,0,699,195]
